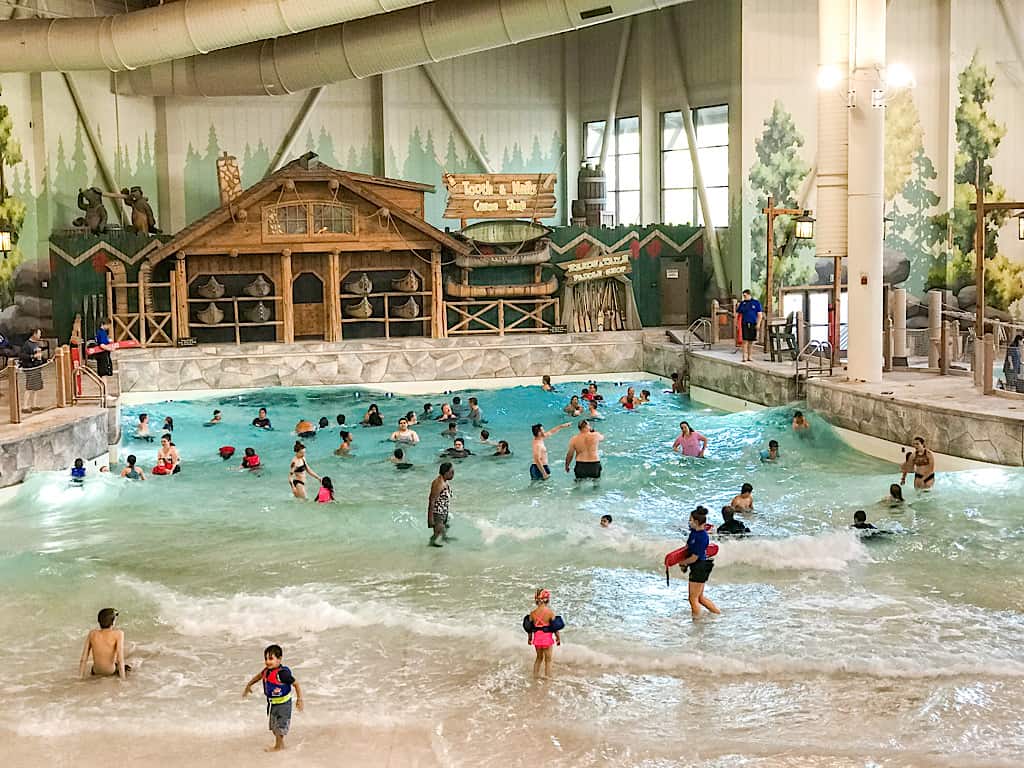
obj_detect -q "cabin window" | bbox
[312,203,354,235]
[263,201,357,241]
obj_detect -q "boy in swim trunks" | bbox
[565,419,604,481]
[730,483,754,511]
[530,422,570,481]
[243,644,304,752]
[79,608,128,679]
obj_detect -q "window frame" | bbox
[262,200,358,243]
[659,104,729,228]
[582,115,641,227]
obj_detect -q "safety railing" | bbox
[74,362,108,406]
[4,345,110,425]
[682,317,713,350]
[797,340,833,379]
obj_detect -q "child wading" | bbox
[527,588,561,679]
[243,644,304,752]
[679,506,721,620]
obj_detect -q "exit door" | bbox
[659,260,690,325]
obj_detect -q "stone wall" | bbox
[0,408,110,487]
[641,341,688,380]
[118,332,647,393]
[807,381,1024,466]
[686,351,800,407]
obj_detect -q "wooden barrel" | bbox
[578,164,607,206]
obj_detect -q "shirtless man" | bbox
[390,417,420,444]
[565,419,604,481]
[730,482,754,511]
[530,422,570,481]
[79,608,128,680]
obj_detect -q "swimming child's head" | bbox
[126,454,137,466]
[74,458,84,469]
[741,482,753,494]
[769,440,779,450]
[244,447,255,457]
[854,510,867,523]
[213,409,221,416]
[263,644,283,667]
[480,429,490,440]
[542,375,551,385]
[394,448,405,460]
[337,414,346,425]
[97,608,118,629]
[318,417,329,428]
[452,396,462,405]
[600,514,612,527]
[340,430,352,443]
[139,413,148,423]
[497,440,510,454]
[534,588,551,604]
[889,483,903,501]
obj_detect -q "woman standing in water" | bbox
[672,421,708,458]
[428,462,455,547]
[900,436,935,490]
[289,442,320,499]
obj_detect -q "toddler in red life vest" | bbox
[240,447,261,470]
[243,644,304,752]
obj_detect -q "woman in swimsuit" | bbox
[428,462,455,547]
[435,403,455,422]
[361,404,383,427]
[289,441,320,499]
[672,421,708,458]
[156,435,181,474]
[405,410,419,426]
[900,436,935,490]
[528,588,560,679]
[119,454,145,481]
[564,395,582,417]
[619,387,638,410]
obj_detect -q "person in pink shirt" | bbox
[672,421,708,458]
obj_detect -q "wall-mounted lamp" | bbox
[794,211,816,240]
[0,227,11,258]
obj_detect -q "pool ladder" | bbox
[681,318,713,350]
[795,340,833,395]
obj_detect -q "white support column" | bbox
[845,0,886,383]
[638,12,659,224]
[892,287,907,358]
[562,33,580,226]
[598,18,633,173]
[816,0,849,276]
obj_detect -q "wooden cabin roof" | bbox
[145,155,468,266]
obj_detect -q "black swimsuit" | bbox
[291,462,307,486]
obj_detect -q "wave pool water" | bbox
[2,379,1023,767]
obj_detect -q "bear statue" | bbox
[120,186,161,236]
[72,187,107,234]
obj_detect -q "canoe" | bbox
[195,302,224,325]
[196,276,225,299]
[455,245,551,269]
[245,301,272,323]
[445,275,558,299]
[244,275,272,297]
[459,219,552,245]
[391,270,419,292]
[392,296,420,319]
[344,272,374,295]
[345,296,374,318]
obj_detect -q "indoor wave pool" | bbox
[3,378,1024,767]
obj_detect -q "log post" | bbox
[327,249,341,342]
[7,360,20,424]
[174,253,190,338]
[54,347,66,407]
[431,248,443,338]
[137,269,148,347]
[281,249,294,343]
[983,332,995,395]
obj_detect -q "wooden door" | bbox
[292,272,325,339]
[659,260,690,325]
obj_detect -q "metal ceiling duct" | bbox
[118,0,684,97]
[0,0,426,72]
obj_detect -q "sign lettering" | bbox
[444,173,557,220]
[559,251,633,285]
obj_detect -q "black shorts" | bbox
[574,460,602,479]
[688,559,714,583]
[741,322,758,341]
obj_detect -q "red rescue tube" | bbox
[663,529,719,586]
[86,340,141,355]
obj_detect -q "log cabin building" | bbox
[135,152,469,345]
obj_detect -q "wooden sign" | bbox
[177,337,198,347]
[547,324,569,334]
[443,173,557,220]
[560,252,632,285]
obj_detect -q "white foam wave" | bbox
[472,520,548,545]
[713,530,870,572]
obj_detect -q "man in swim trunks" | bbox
[79,608,128,679]
[531,422,570,480]
[736,289,763,362]
[730,483,754,511]
[565,419,604,481]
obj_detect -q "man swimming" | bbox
[530,422,570,481]
[565,419,604,481]
[730,483,754,511]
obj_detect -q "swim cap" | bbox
[218,446,235,459]
[536,589,551,601]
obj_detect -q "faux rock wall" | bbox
[686,351,800,407]
[118,332,648,393]
[806,382,1024,466]
[0,408,110,487]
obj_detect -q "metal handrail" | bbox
[797,339,833,379]
[683,317,713,349]
[74,363,107,405]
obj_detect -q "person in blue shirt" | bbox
[679,506,721,620]
[94,319,114,377]
[736,289,763,363]
[70,458,86,485]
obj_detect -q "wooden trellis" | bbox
[445,298,559,336]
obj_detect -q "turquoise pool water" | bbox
[3,379,1024,767]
